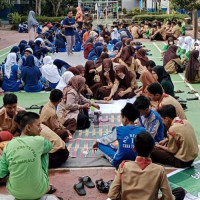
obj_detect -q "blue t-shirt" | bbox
[63,17,75,36]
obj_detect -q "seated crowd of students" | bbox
[0,18,199,200]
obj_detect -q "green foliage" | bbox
[71,7,77,16]
[122,8,127,14]
[132,14,189,22]
[128,7,141,16]
[0,0,10,10]
[171,0,200,10]
[8,12,21,24]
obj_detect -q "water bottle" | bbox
[93,111,100,128]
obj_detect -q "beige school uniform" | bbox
[167,118,198,162]
[0,106,25,133]
[156,93,187,120]
[40,102,64,131]
[171,25,180,39]
[108,160,175,200]
[40,124,66,153]
[131,26,140,39]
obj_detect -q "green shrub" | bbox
[122,8,127,14]
[8,12,21,24]
[132,14,189,22]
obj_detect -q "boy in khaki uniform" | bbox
[167,21,180,40]
[131,23,141,39]
[108,132,185,200]
[40,89,71,141]
[151,105,198,168]
[0,94,24,135]
[147,83,186,120]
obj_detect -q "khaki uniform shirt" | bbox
[40,124,65,153]
[40,102,63,131]
[167,118,198,162]
[157,94,186,120]
[0,106,24,133]
[171,25,180,38]
[108,161,175,200]
[131,26,139,39]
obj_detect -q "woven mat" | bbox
[66,113,121,158]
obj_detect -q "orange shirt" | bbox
[83,31,89,44]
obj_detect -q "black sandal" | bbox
[46,184,56,194]
[26,105,41,110]
[95,179,113,193]
[186,97,199,101]
[74,181,86,196]
[82,176,95,188]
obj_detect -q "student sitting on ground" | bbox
[21,55,43,92]
[57,75,100,134]
[104,65,137,100]
[93,103,146,169]
[0,93,24,135]
[0,112,55,200]
[134,96,164,143]
[108,132,186,200]
[14,110,69,168]
[166,21,180,40]
[147,83,186,120]
[163,45,182,74]
[152,65,175,97]
[40,89,71,141]
[1,53,22,92]
[150,22,166,41]
[151,105,198,168]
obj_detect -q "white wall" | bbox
[122,0,139,11]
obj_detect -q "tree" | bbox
[170,0,200,10]
[35,0,42,15]
[0,0,10,10]
[49,0,63,16]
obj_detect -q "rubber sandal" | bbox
[74,182,86,196]
[82,176,95,188]
[186,97,199,101]
[175,90,184,93]
[188,90,198,94]
[95,179,113,193]
[46,185,56,194]
[26,105,41,110]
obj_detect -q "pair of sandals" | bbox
[74,176,95,196]
[95,179,113,193]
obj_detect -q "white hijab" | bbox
[182,36,193,53]
[4,53,17,79]
[177,37,185,48]
[41,56,60,83]
[111,28,120,40]
[56,71,74,91]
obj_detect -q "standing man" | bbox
[63,10,76,56]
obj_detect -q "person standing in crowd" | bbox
[63,10,76,56]
[28,10,39,40]
[75,7,83,28]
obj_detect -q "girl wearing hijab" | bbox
[176,37,185,58]
[185,50,200,83]
[95,52,109,68]
[58,75,100,134]
[181,36,193,62]
[41,56,61,89]
[55,33,67,52]
[56,71,74,92]
[111,27,120,42]
[85,60,102,98]
[164,45,182,74]
[138,69,158,96]
[76,65,93,97]
[114,45,143,75]
[33,40,49,60]
[97,58,115,99]
[162,37,175,56]
[18,40,27,55]
[21,55,42,92]
[28,10,39,40]
[101,27,111,43]
[53,59,70,75]
[9,46,21,62]
[84,36,94,59]
[88,46,104,61]
[104,65,137,100]
[152,66,175,97]
[135,48,149,67]
[67,67,80,75]
[1,53,21,92]
[75,7,83,28]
